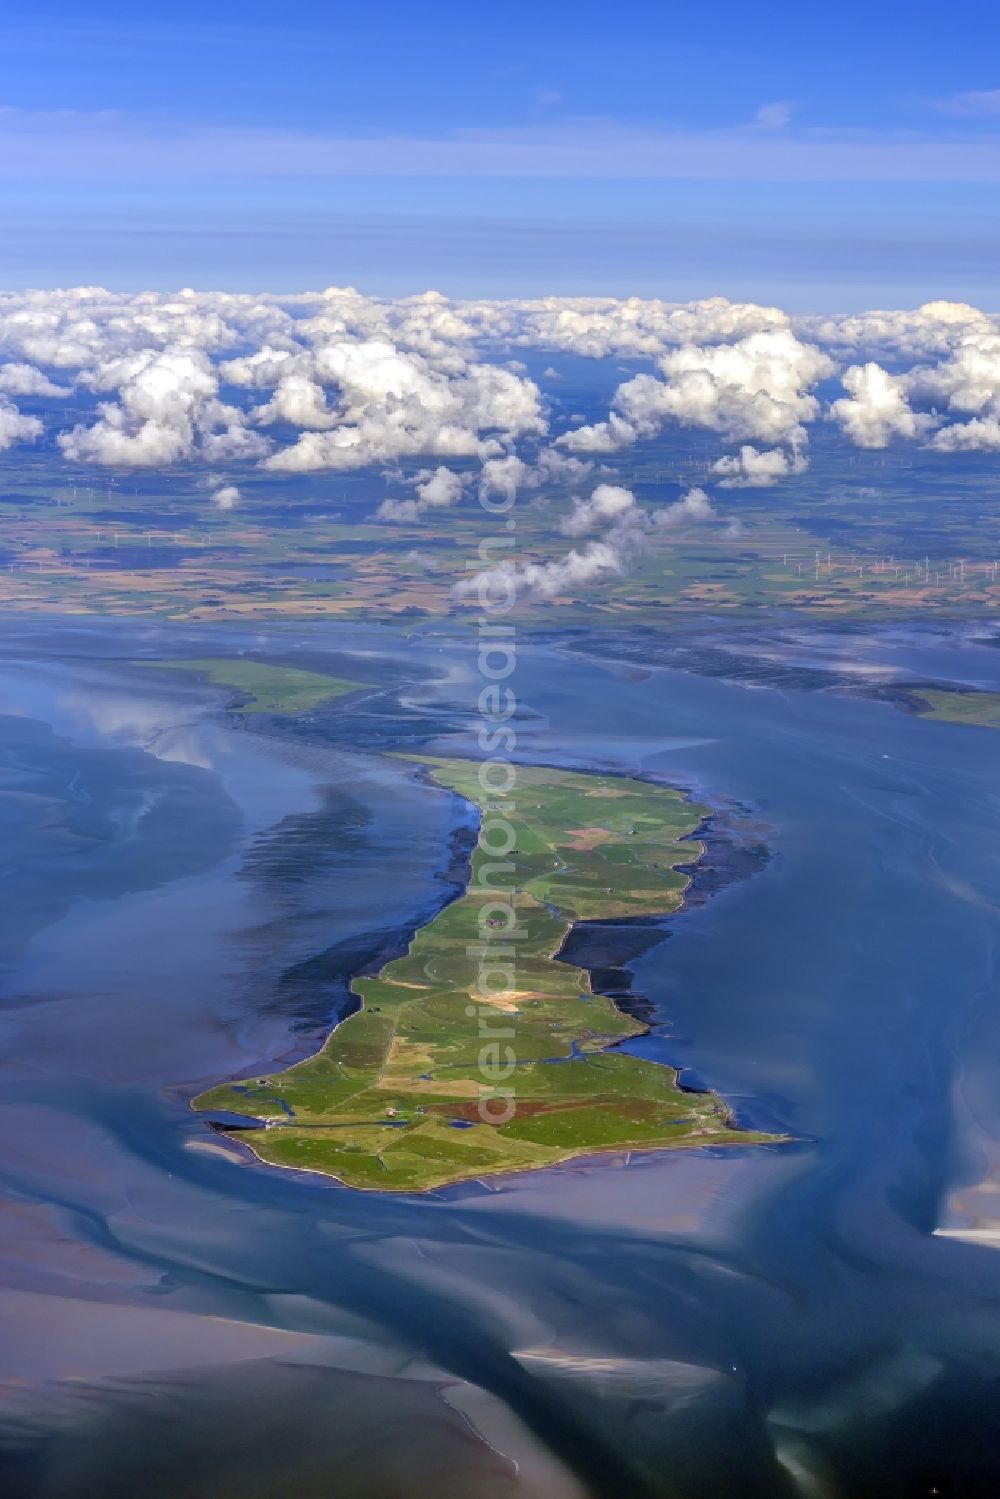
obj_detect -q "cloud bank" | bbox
[0,286,995,478]
[376,464,465,521]
[455,483,717,604]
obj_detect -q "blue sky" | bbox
[2,0,1000,304]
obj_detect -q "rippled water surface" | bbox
[1,616,1000,1498]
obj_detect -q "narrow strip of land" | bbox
[913,687,1000,728]
[194,757,775,1190]
[142,658,362,713]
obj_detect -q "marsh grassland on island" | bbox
[142,658,363,713]
[195,757,776,1190]
[913,687,1000,727]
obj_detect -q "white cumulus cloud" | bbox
[0,362,70,397]
[829,363,932,449]
[711,444,807,487]
[376,464,465,522]
[0,284,992,487]
[516,295,789,360]
[455,540,627,604]
[479,454,528,502]
[652,486,716,527]
[456,484,718,606]
[556,412,638,453]
[928,417,1000,451]
[58,347,269,467]
[616,329,834,448]
[0,399,42,451]
[799,301,996,359]
[561,483,637,536]
[263,340,544,472]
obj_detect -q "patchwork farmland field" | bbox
[194,757,774,1190]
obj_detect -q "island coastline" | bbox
[194,754,782,1192]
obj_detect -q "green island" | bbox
[142,658,362,713]
[194,757,776,1191]
[914,688,1000,729]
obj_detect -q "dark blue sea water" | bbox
[0,615,999,1498]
